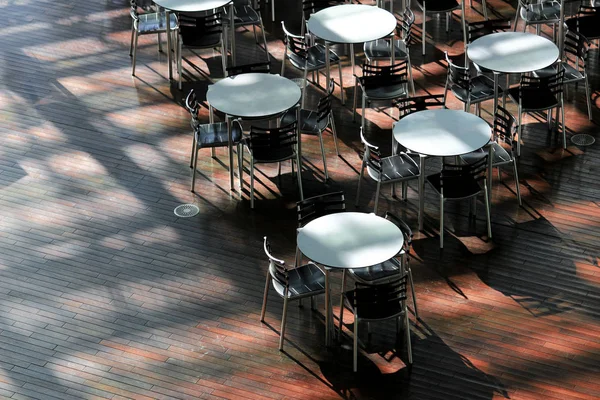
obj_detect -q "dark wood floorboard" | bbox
[0,0,599,398]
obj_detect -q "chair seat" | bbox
[138,12,178,33]
[367,153,420,182]
[508,87,559,111]
[349,259,401,283]
[344,289,404,320]
[224,5,261,25]
[272,263,326,298]
[533,64,584,83]
[451,75,501,104]
[460,142,512,166]
[288,45,341,72]
[415,0,460,13]
[520,1,560,23]
[180,25,222,48]
[566,15,600,40]
[359,76,408,100]
[364,39,409,61]
[196,122,243,148]
[281,109,328,134]
[427,172,483,199]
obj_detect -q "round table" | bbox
[296,212,404,345]
[307,4,397,99]
[206,73,302,190]
[467,32,559,111]
[393,109,492,229]
[153,0,235,80]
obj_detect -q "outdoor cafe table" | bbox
[307,4,397,103]
[393,109,492,230]
[152,0,236,80]
[206,73,302,191]
[296,212,404,346]
[467,32,559,112]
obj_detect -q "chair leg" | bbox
[361,94,367,133]
[260,274,270,321]
[517,107,522,156]
[279,296,289,350]
[301,68,308,109]
[353,81,359,122]
[281,52,286,76]
[129,25,135,56]
[484,184,492,239]
[561,98,566,149]
[132,30,140,76]
[338,270,347,335]
[408,56,416,96]
[296,152,304,200]
[353,314,359,372]
[374,180,382,214]
[260,21,270,61]
[408,267,419,319]
[338,62,345,105]
[513,158,522,206]
[250,159,255,208]
[190,136,197,168]
[439,196,444,249]
[191,148,199,192]
[330,116,340,156]
[238,143,244,190]
[446,12,450,33]
[356,161,365,207]
[314,132,328,181]
[178,37,183,90]
[220,40,227,77]
[271,0,275,22]
[585,75,592,120]
[422,10,426,56]
[404,308,413,364]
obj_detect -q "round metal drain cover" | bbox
[571,134,595,147]
[174,204,199,218]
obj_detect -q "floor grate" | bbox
[174,204,200,218]
[571,134,595,147]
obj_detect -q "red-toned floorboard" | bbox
[0,0,599,399]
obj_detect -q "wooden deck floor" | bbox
[0,0,599,398]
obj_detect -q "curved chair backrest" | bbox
[361,61,408,90]
[494,106,518,151]
[263,237,289,289]
[395,93,446,117]
[439,155,488,192]
[249,121,298,151]
[467,18,511,43]
[398,8,416,45]
[296,191,346,228]
[353,274,408,313]
[384,212,413,253]
[359,127,383,177]
[185,89,201,130]
[444,51,470,93]
[315,79,335,125]
[519,68,564,98]
[564,29,589,70]
[179,10,223,36]
[226,61,271,76]
[281,21,309,59]
[301,0,344,22]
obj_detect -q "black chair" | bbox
[223,0,270,62]
[513,0,561,38]
[414,0,466,56]
[356,127,420,213]
[129,0,178,76]
[533,30,592,120]
[444,51,501,115]
[566,6,600,41]
[508,69,565,156]
[339,274,412,372]
[353,61,409,133]
[364,8,416,96]
[260,237,326,350]
[281,79,340,181]
[426,156,492,248]
[346,211,419,320]
[460,106,522,206]
[226,61,271,76]
[177,11,227,90]
[185,89,244,193]
[300,0,345,36]
[241,121,304,208]
[281,21,344,108]
[295,191,346,267]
